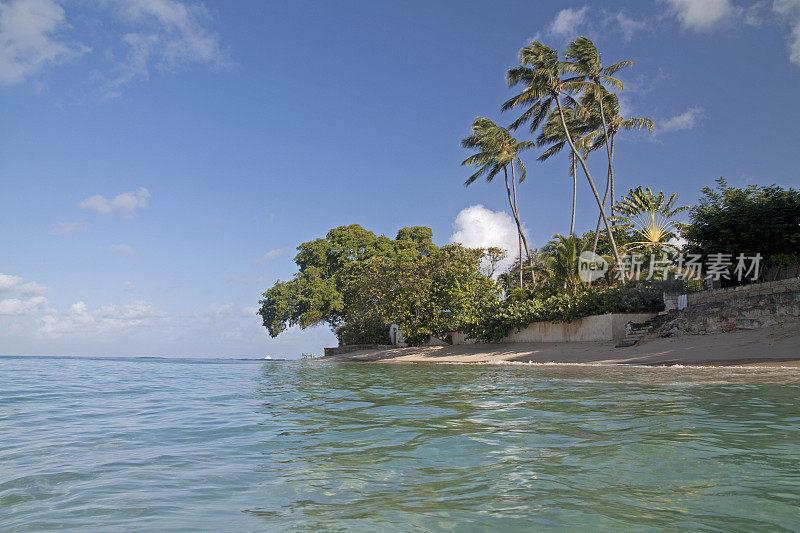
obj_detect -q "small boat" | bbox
[264,355,272,360]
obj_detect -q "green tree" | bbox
[683,179,800,278]
[542,233,583,293]
[503,41,622,268]
[258,225,501,346]
[461,117,535,287]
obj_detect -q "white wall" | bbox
[451,313,657,344]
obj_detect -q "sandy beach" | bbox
[326,322,800,367]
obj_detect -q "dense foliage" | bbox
[258,225,499,346]
[682,179,800,276]
[259,224,673,347]
[462,283,666,343]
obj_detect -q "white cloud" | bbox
[665,0,735,31]
[0,295,47,315]
[202,302,234,318]
[107,0,226,92]
[774,0,800,66]
[0,273,22,292]
[548,6,589,37]
[38,299,168,337]
[255,249,282,264]
[449,205,523,275]
[0,0,84,85]
[50,221,88,235]
[607,11,647,42]
[0,273,49,296]
[658,106,704,133]
[534,7,645,45]
[18,281,49,296]
[78,187,150,216]
[106,244,134,255]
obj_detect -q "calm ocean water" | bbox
[1,356,799,531]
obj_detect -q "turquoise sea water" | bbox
[1,356,799,531]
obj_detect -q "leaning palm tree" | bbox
[536,106,597,236]
[612,186,690,254]
[461,117,535,288]
[580,90,655,253]
[565,36,630,207]
[503,41,622,269]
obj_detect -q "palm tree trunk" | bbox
[555,95,622,269]
[510,160,536,286]
[502,168,523,289]
[592,86,614,255]
[570,153,576,237]
[609,134,616,216]
[591,159,612,254]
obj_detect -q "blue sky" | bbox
[2,0,799,358]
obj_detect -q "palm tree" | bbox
[536,106,597,236]
[503,41,622,269]
[461,117,535,288]
[612,186,690,254]
[580,90,655,254]
[542,233,583,293]
[564,36,629,207]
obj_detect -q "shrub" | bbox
[462,283,665,343]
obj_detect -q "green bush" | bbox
[462,283,665,343]
[335,315,390,346]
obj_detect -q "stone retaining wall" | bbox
[662,277,800,335]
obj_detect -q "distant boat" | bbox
[264,355,272,360]
[262,355,286,361]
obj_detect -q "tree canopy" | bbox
[682,179,800,273]
[258,225,499,346]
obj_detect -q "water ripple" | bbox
[1,357,799,531]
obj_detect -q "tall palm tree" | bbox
[503,41,622,269]
[461,117,535,288]
[536,106,597,236]
[581,90,655,253]
[612,186,690,254]
[564,36,630,207]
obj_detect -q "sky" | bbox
[2,0,799,358]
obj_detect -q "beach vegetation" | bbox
[502,39,623,267]
[461,117,535,288]
[258,225,499,346]
[612,186,690,254]
[682,179,800,280]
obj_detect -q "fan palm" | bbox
[503,41,622,269]
[612,186,690,253]
[461,117,535,288]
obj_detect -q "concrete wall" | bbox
[451,312,657,345]
[324,344,390,356]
